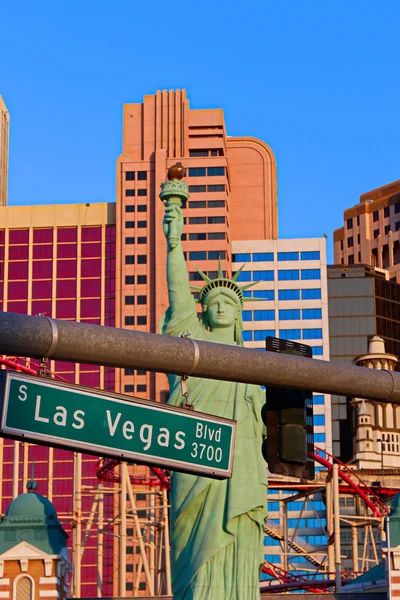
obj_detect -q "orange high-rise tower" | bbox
[115,89,277,402]
[0,96,9,207]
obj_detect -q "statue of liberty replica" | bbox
[160,164,268,600]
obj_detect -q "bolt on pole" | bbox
[1,311,400,404]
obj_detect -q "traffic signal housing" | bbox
[262,337,315,481]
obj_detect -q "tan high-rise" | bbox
[334,180,400,281]
[0,96,9,207]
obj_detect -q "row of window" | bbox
[125,275,146,285]
[238,289,321,301]
[125,171,147,181]
[347,204,400,230]
[242,328,323,342]
[125,237,147,245]
[189,149,223,157]
[124,384,147,393]
[125,295,147,305]
[124,368,147,375]
[188,200,225,209]
[187,216,226,225]
[188,250,226,261]
[233,251,320,262]
[125,205,147,213]
[236,269,321,282]
[188,167,225,177]
[0,227,114,245]
[125,189,148,197]
[125,255,147,265]
[125,315,147,326]
[125,221,147,229]
[189,184,225,193]
[190,270,227,281]
[182,232,226,241]
[242,308,322,321]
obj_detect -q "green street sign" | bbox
[0,372,236,479]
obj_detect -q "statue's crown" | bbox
[190,263,260,306]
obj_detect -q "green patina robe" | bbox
[161,297,268,600]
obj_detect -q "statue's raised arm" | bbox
[160,163,192,314]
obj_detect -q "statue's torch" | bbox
[160,163,189,249]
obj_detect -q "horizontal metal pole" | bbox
[0,311,400,404]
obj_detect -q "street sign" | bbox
[0,372,236,479]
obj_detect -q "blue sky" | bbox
[1,1,399,263]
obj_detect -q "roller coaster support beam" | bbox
[1,311,400,403]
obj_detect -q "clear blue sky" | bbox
[1,1,399,263]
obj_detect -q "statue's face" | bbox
[204,292,239,330]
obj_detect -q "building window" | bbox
[301,288,321,300]
[242,310,252,321]
[126,221,135,228]
[189,217,206,225]
[137,237,147,244]
[137,316,147,325]
[279,329,301,340]
[278,252,299,261]
[125,296,135,305]
[348,254,354,264]
[254,310,275,321]
[137,205,147,212]
[302,328,323,339]
[302,308,322,319]
[253,270,274,281]
[138,171,147,180]
[252,252,274,262]
[125,205,135,212]
[208,200,225,208]
[233,253,251,262]
[208,250,226,260]
[301,269,320,280]
[396,221,400,232]
[125,256,135,264]
[242,331,252,341]
[384,206,390,218]
[279,309,301,320]
[189,149,208,157]
[137,384,147,392]
[346,218,353,229]
[190,201,207,209]
[188,251,206,260]
[125,368,135,375]
[395,202,400,214]
[137,296,146,305]
[125,275,135,284]
[124,385,134,393]
[313,394,324,404]
[373,229,379,239]
[125,237,135,244]
[189,233,207,241]
[137,189,147,196]
[358,251,361,261]
[385,225,391,235]
[300,251,320,260]
[278,289,300,301]
[208,216,225,224]
[126,171,135,180]
[137,221,147,228]
[208,184,225,192]
[137,255,147,264]
[347,236,353,248]
[188,167,206,177]
[312,346,323,356]
[278,269,300,281]
[234,271,251,282]
[254,329,275,341]
[137,275,147,284]
[126,189,135,197]
[313,415,325,426]
[207,167,225,176]
[373,210,379,222]
[357,233,361,244]
[208,232,225,240]
[189,185,207,193]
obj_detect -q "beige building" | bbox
[334,180,400,282]
[0,96,9,207]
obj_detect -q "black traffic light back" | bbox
[262,337,315,481]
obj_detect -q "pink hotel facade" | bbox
[0,89,278,596]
